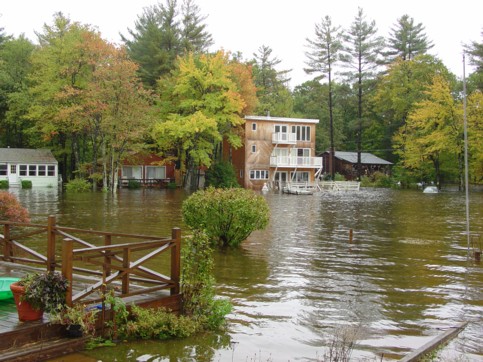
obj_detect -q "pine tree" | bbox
[341,8,385,179]
[252,45,293,116]
[122,0,212,89]
[305,15,344,179]
[385,14,434,62]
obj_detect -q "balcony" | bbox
[272,132,297,144]
[270,156,323,168]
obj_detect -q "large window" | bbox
[249,170,269,180]
[28,165,37,176]
[0,164,6,176]
[122,166,142,179]
[290,171,309,182]
[291,125,311,141]
[146,166,166,179]
[19,165,27,176]
[38,165,46,176]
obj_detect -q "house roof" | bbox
[327,151,393,165]
[0,148,58,164]
[245,115,319,124]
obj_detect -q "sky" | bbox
[1,0,481,88]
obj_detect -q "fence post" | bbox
[170,228,181,295]
[2,224,12,261]
[122,247,130,295]
[104,234,112,278]
[47,215,56,271]
[62,238,73,306]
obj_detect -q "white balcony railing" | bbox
[270,156,323,168]
[272,132,297,144]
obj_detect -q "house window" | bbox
[146,166,166,179]
[38,165,46,176]
[251,145,256,153]
[29,165,37,176]
[290,171,309,182]
[274,124,288,133]
[291,125,311,141]
[20,165,27,176]
[0,165,7,176]
[47,165,55,176]
[249,170,269,180]
[10,165,16,174]
[252,123,257,131]
[122,166,142,179]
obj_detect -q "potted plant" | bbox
[10,271,69,321]
[49,304,99,337]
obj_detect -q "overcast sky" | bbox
[1,0,481,87]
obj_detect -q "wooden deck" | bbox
[0,218,183,361]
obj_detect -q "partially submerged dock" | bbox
[0,217,182,361]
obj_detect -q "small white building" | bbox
[0,148,59,187]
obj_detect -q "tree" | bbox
[122,0,212,88]
[341,8,385,180]
[371,55,451,162]
[0,35,35,147]
[393,75,463,188]
[305,15,344,179]
[153,51,246,188]
[28,13,99,181]
[83,44,153,192]
[182,187,270,247]
[251,45,293,116]
[466,90,483,182]
[465,30,483,91]
[385,14,434,63]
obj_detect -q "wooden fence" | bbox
[0,216,181,307]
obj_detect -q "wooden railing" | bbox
[0,216,181,306]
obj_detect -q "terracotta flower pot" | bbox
[10,282,44,321]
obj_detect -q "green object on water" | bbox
[0,277,20,300]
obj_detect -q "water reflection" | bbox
[11,187,483,360]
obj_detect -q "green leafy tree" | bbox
[341,8,385,179]
[153,51,246,187]
[394,75,463,188]
[122,0,212,88]
[251,45,293,116]
[465,30,483,91]
[466,90,483,182]
[182,187,270,247]
[305,15,344,179]
[371,54,452,162]
[205,160,240,188]
[28,13,98,181]
[385,14,434,63]
[0,35,35,147]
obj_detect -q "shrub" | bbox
[65,178,91,192]
[0,191,30,222]
[21,180,32,189]
[127,179,141,189]
[181,230,232,330]
[182,187,270,247]
[0,180,8,189]
[205,161,240,188]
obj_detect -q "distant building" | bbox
[320,151,392,180]
[226,115,323,190]
[119,153,176,187]
[0,148,59,187]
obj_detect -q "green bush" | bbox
[182,187,270,247]
[373,172,393,188]
[181,230,232,330]
[167,181,177,189]
[127,179,141,189]
[65,178,91,192]
[334,172,346,181]
[0,180,8,189]
[205,161,240,188]
[21,180,32,189]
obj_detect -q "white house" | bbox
[0,148,59,187]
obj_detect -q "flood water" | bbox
[11,187,483,361]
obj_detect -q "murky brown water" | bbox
[12,187,483,361]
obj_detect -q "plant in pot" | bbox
[10,271,69,321]
[49,303,99,337]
